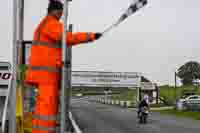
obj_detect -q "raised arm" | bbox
[43,20,102,46]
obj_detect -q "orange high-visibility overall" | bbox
[25,15,95,133]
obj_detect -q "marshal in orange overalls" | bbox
[25,14,99,133]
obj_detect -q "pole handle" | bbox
[102,20,121,35]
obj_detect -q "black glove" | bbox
[95,33,102,40]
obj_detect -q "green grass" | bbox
[158,109,200,120]
[159,85,200,105]
[111,89,137,102]
[109,85,200,106]
[72,88,123,96]
[110,85,200,105]
[71,84,200,106]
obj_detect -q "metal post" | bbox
[10,0,19,132]
[10,0,24,132]
[61,0,70,132]
[137,74,142,102]
[18,0,24,65]
[65,24,72,131]
[66,24,72,114]
[22,42,26,64]
[155,84,159,104]
[175,72,177,101]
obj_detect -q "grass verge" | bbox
[158,109,200,120]
[111,89,137,101]
[159,85,200,105]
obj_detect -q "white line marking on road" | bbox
[69,111,83,133]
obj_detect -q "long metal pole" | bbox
[65,24,72,132]
[61,0,69,132]
[18,2,25,133]
[18,0,24,65]
[66,24,72,116]
[137,74,142,102]
[175,72,177,101]
[10,0,19,132]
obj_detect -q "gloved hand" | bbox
[95,33,103,40]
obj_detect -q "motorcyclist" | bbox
[137,95,150,118]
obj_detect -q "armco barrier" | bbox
[120,101,125,107]
[108,100,111,105]
[105,99,108,104]
[95,98,134,108]
[115,100,120,105]
[126,101,132,107]
[102,99,105,104]
[106,99,109,104]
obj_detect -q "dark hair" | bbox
[48,0,63,13]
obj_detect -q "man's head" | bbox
[143,94,149,102]
[47,0,63,20]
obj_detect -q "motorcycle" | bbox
[138,106,149,124]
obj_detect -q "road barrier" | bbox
[120,101,125,107]
[93,98,134,108]
[115,100,120,105]
[108,100,112,105]
[126,101,132,107]
[91,97,173,110]
[111,100,115,105]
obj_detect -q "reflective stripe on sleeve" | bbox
[32,41,61,48]
[32,125,57,132]
[29,66,60,73]
[32,114,57,121]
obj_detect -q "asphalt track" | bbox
[71,97,200,133]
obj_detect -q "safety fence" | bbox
[90,97,135,108]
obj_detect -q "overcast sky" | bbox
[1,0,200,85]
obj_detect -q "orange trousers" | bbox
[32,82,59,133]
